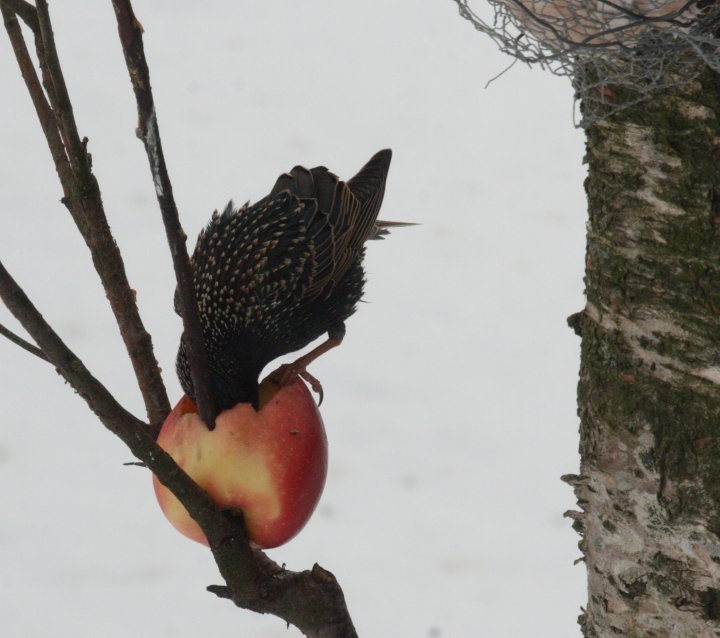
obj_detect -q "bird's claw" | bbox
[269,364,325,406]
[298,369,324,406]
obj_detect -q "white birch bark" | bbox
[567,72,720,637]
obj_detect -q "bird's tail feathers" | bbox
[368,219,418,240]
[347,149,392,206]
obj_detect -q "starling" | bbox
[176,149,402,411]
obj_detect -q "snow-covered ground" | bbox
[0,1,587,636]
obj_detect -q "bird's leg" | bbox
[269,323,346,405]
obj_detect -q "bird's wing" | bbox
[268,149,392,301]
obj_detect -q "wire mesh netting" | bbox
[453,1,720,125]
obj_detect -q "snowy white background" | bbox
[0,1,587,636]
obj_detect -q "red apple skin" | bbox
[152,377,328,549]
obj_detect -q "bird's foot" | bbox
[268,332,344,406]
[269,363,325,405]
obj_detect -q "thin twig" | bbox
[1,0,37,31]
[0,322,48,361]
[2,0,171,431]
[35,0,87,171]
[111,0,217,429]
[0,260,142,429]
[0,258,235,536]
[0,4,73,186]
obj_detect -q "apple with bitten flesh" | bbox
[153,376,328,549]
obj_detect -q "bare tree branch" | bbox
[110,0,217,430]
[2,2,359,635]
[1,0,170,430]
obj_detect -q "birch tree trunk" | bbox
[566,66,720,637]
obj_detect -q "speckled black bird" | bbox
[176,149,402,411]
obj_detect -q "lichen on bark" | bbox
[569,66,720,636]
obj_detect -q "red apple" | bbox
[152,376,328,549]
